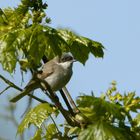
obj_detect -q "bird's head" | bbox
[58,53,76,68]
[60,53,76,63]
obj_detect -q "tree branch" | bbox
[0,74,22,91]
[0,85,11,95]
[39,78,80,127]
[0,74,47,103]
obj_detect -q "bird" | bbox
[10,53,75,102]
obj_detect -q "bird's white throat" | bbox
[58,61,73,70]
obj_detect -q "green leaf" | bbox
[25,25,47,66]
[58,29,104,64]
[69,41,89,65]
[0,32,18,73]
[17,103,57,135]
[44,27,64,56]
[123,92,140,112]
[133,113,140,127]
[0,4,105,72]
[45,124,58,140]
[77,96,124,121]
[58,29,89,64]
[124,92,135,106]
[68,126,80,135]
[78,120,130,140]
[88,39,104,58]
[31,129,42,140]
[77,107,96,122]
[0,48,17,73]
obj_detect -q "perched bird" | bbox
[10,53,75,102]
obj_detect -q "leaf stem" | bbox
[49,114,60,133]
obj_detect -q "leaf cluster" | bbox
[16,82,140,140]
[0,0,104,73]
[70,82,140,140]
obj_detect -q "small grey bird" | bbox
[10,53,75,102]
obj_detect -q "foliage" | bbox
[6,82,139,140]
[0,0,104,73]
[66,82,140,140]
[17,103,58,135]
[78,121,128,140]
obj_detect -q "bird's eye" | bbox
[61,55,73,62]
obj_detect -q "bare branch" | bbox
[0,85,11,95]
[27,94,48,103]
[0,74,47,103]
[0,74,22,91]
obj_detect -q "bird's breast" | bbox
[45,66,72,91]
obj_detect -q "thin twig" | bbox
[0,86,11,95]
[0,74,22,91]
[49,114,60,133]
[27,94,48,103]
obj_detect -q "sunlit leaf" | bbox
[44,27,66,56]
[77,107,96,122]
[123,92,140,112]
[77,96,124,120]
[0,32,18,73]
[31,129,42,140]
[68,126,80,135]
[25,25,47,66]
[45,123,58,140]
[17,103,57,135]
[133,113,140,127]
[58,29,104,64]
[124,92,135,106]
[0,1,105,73]
[78,120,130,140]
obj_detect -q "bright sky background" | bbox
[1,0,140,139]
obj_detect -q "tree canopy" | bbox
[0,0,104,73]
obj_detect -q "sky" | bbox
[0,0,140,139]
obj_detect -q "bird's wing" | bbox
[37,59,57,79]
[10,78,39,102]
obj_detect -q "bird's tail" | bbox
[10,79,38,102]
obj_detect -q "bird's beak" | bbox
[72,59,77,62]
